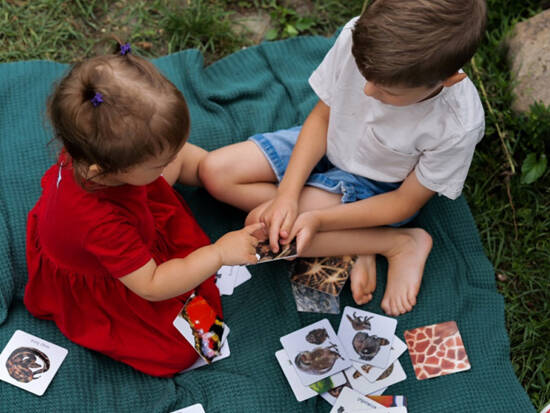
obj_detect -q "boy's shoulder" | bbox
[441,75,485,135]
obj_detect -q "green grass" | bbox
[1,0,549,408]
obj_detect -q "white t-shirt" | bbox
[308,17,485,200]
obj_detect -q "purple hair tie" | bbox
[90,92,103,107]
[120,43,131,56]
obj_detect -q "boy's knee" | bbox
[199,152,232,197]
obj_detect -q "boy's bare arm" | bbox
[314,171,435,231]
[259,99,330,250]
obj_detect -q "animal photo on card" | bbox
[280,319,351,386]
[404,320,471,380]
[337,307,396,368]
[291,282,340,314]
[353,336,407,382]
[290,256,354,295]
[255,239,297,263]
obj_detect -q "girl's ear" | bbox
[86,164,102,179]
[442,72,467,87]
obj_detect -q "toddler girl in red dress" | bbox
[24,44,262,377]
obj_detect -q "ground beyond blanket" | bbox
[0,36,535,412]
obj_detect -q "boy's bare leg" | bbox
[199,141,280,211]
[302,226,432,316]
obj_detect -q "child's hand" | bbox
[256,195,299,253]
[214,222,265,266]
[287,211,321,255]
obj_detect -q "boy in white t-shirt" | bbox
[200,0,487,316]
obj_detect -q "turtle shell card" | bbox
[337,306,397,368]
[290,256,354,296]
[280,319,351,386]
[0,330,68,396]
[404,320,471,380]
[255,239,297,263]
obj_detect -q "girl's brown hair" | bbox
[352,0,487,88]
[48,43,190,181]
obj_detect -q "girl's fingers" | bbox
[244,222,265,235]
[269,212,284,252]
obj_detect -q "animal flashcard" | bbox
[280,319,351,386]
[275,350,346,402]
[337,307,397,368]
[173,295,229,364]
[329,386,386,412]
[290,281,339,314]
[0,330,68,396]
[344,361,407,396]
[255,239,297,263]
[404,320,471,380]
[353,336,407,382]
[290,256,354,296]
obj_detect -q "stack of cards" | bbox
[290,256,355,314]
[215,265,252,296]
[276,311,408,410]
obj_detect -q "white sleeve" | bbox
[308,17,358,106]
[415,126,484,200]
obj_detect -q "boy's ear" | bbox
[442,72,467,87]
[87,164,102,178]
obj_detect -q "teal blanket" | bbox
[0,36,534,412]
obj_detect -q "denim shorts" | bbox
[249,126,416,227]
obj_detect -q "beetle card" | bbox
[280,319,351,386]
[0,330,68,396]
[337,307,396,368]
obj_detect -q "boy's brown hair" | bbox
[48,45,190,181]
[352,0,487,87]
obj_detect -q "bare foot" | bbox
[349,254,377,305]
[380,228,432,316]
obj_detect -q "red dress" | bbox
[24,158,222,377]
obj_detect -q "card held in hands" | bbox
[255,239,297,263]
[0,330,68,396]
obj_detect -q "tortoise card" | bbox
[337,306,396,368]
[280,319,351,386]
[290,256,354,296]
[0,330,68,396]
[404,320,471,380]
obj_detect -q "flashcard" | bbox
[215,265,236,296]
[291,281,340,314]
[275,350,347,402]
[0,330,68,396]
[255,239,297,263]
[290,256,354,296]
[367,395,407,408]
[337,307,397,368]
[353,336,407,382]
[173,295,228,364]
[179,340,230,373]
[280,319,351,386]
[344,361,406,395]
[169,404,206,413]
[329,386,385,413]
[404,320,471,380]
[233,266,252,288]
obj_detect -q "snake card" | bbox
[0,330,68,396]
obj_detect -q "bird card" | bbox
[290,256,354,296]
[275,350,346,402]
[0,330,68,396]
[290,281,340,314]
[173,295,229,364]
[329,386,385,412]
[404,320,471,380]
[337,307,396,368]
[353,336,407,382]
[280,319,351,386]
[179,340,230,373]
[345,361,406,395]
[215,265,236,295]
[255,239,297,263]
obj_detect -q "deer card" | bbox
[0,330,68,396]
[280,319,351,386]
[337,307,396,368]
